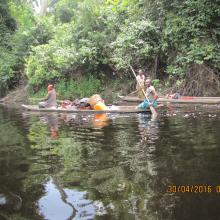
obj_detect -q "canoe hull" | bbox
[22,104,151,114]
[118,96,220,104]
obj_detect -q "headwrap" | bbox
[47,84,53,91]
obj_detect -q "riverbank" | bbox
[1,74,220,107]
[0,79,131,106]
[0,86,28,106]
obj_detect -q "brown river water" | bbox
[0,104,220,220]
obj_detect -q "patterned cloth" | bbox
[138,99,158,110]
[136,75,145,98]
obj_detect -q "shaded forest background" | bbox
[0,0,220,99]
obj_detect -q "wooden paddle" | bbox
[129,65,158,117]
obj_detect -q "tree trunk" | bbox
[39,0,48,16]
[153,55,158,79]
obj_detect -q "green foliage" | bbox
[1,0,220,95]
[166,65,185,77]
[0,1,16,92]
[0,48,17,89]
[0,2,53,94]
[53,0,78,23]
[163,0,220,77]
[176,79,183,87]
[25,0,142,86]
[26,43,63,85]
[55,76,101,99]
[0,1,16,33]
[30,75,101,99]
[152,79,160,88]
[9,1,34,29]
[110,19,160,70]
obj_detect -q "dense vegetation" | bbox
[0,0,220,98]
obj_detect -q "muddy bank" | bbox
[0,86,28,106]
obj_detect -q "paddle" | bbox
[129,65,158,117]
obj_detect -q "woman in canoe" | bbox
[39,84,57,108]
[137,78,158,110]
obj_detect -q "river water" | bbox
[0,104,220,220]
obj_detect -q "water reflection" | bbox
[126,114,176,219]
[92,114,110,129]
[0,192,22,212]
[38,177,111,220]
[41,114,59,139]
[1,105,220,219]
[137,114,159,144]
[59,113,110,129]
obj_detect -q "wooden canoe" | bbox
[118,95,220,104]
[22,104,151,114]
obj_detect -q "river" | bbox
[0,104,220,220]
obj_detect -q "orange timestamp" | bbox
[167,185,220,193]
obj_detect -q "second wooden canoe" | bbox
[118,95,220,104]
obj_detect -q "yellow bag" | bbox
[88,94,102,107]
[93,102,109,110]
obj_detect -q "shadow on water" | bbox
[0,104,220,219]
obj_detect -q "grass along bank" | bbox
[27,76,135,105]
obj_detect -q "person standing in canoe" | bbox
[39,84,57,108]
[137,78,158,110]
[136,69,146,99]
